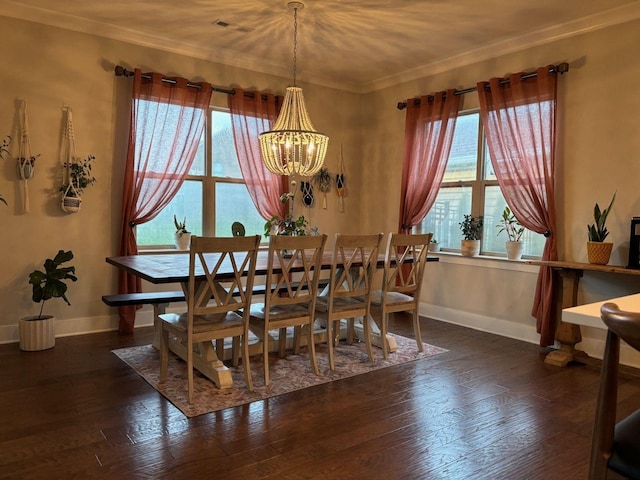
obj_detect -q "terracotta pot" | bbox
[587,241,613,265]
[19,315,55,351]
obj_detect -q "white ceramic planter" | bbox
[174,232,192,250]
[506,241,524,260]
[461,240,480,257]
[19,315,55,351]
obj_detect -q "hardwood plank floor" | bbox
[0,315,638,479]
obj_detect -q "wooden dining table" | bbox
[106,248,438,388]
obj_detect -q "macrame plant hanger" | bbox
[336,145,346,212]
[17,100,35,213]
[61,106,81,213]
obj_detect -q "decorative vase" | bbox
[587,241,613,265]
[174,232,192,250]
[19,315,55,351]
[461,239,480,257]
[505,241,524,260]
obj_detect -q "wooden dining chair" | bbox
[370,232,432,359]
[250,234,327,386]
[589,302,640,480]
[158,235,261,404]
[315,233,384,371]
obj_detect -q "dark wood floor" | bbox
[1,315,639,480]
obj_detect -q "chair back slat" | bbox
[188,235,261,317]
[266,235,327,308]
[329,233,384,301]
[382,233,432,296]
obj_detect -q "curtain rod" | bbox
[396,62,569,110]
[113,65,267,100]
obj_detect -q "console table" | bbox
[526,260,640,366]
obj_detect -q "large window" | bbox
[137,109,265,247]
[416,111,544,258]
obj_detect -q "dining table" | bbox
[106,248,438,388]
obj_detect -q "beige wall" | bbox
[359,17,640,366]
[2,15,640,366]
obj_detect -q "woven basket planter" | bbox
[587,241,613,265]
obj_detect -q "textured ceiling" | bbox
[1,0,640,92]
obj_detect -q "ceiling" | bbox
[2,0,640,93]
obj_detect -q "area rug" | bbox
[113,334,447,417]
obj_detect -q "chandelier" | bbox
[259,2,328,177]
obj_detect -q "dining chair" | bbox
[369,232,432,359]
[589,302,640,480]
[250,234,327,386]
[159,234,261,404]
[315,233,384,371]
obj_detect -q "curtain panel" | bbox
[398,89,461,234]
[477,66,559,347]
[228,89,287,221]
[117,69,212,333]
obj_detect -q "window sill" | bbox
[428,251,541,273]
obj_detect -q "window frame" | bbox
[416,109,542,260]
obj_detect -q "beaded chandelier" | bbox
[259,2,328,177]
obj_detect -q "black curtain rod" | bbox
[113,65,267,100]
[396,62,569,110]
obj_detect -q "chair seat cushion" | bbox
[609,408,640,478]
[370,290,414,307]
[159,311,243,334]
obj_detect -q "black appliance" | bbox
[627,217,640,269]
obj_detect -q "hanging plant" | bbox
[59,155,96,197]
[313,167,332,209]
[0,136,11,206]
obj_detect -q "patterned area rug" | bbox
[113,334,447,417]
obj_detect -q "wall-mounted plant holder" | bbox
[16,100,39,214]
[59,106,95,213]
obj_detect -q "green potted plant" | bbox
[587,193,616,265]
[263,185,312,237]
[174,215,191,250]
[428,238,440,252]
[497,206,525,260]
[459,214,483,257]
[22,250,77,351]
[60,154,96,213]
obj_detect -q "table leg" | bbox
[544,268,587,367]
[168,338,233,389]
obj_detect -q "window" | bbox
[137,109,265,248]
[415,111,544,258]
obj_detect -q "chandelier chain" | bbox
[292,5,298,86]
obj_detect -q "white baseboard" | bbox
[420,302,640,369]
[0,310,156,345]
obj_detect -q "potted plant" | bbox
[459,215,483,257]
[587,193,616,265]
[22,250,77,351]
[428,238,441,252]
[174,215,191,250]
[497,206,525,260]
[60,154,96,213]
[264,214,309,237]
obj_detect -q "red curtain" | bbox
[228,89,287,220]
[477,66,559,347]
[398,90,461,234]
[117,69,212,333]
